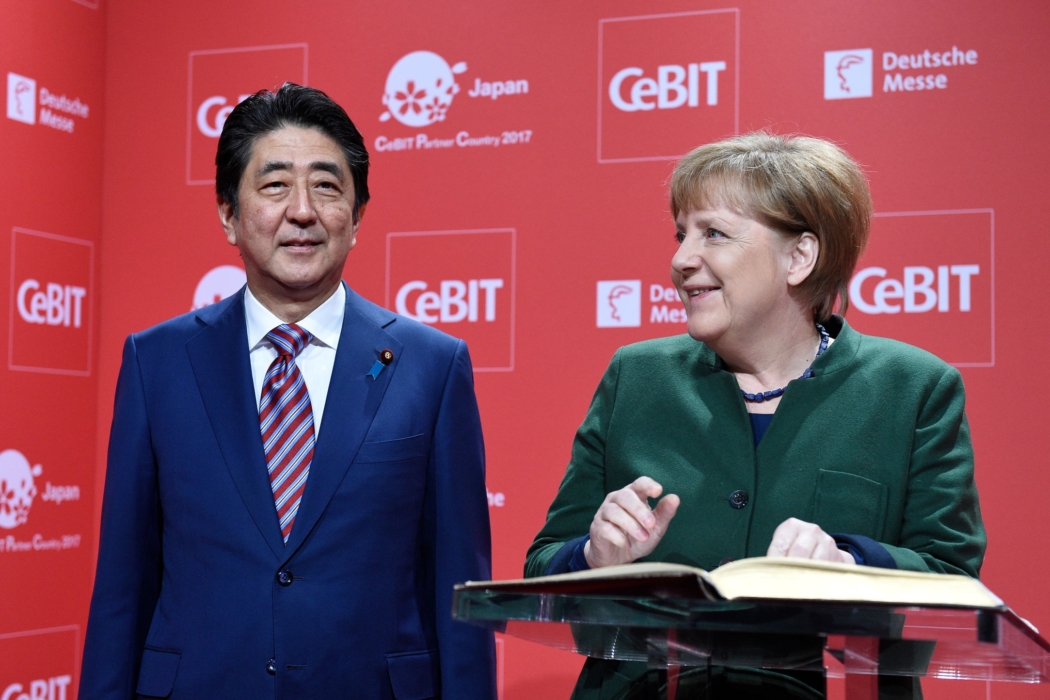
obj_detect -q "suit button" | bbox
[728,490,749,509]
[718,557,735,567]
[277,570,293,586]
[266,658,276,675]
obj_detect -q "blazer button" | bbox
[266,658,276,675]
[277,570,293,586]
[728,490,749,509]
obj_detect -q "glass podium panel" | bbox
[453,589,1050,690]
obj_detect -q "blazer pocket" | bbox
[812,469,888,540]
[386,649,439,700]
[136,647,181,698]
[356,433,428,464]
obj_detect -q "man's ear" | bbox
[217,196,238,246]
[787,232,819,287]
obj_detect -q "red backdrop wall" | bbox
[3,1,1050,698]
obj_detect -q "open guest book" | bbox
[459,557,1004,609]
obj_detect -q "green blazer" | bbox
[525,317,985,697]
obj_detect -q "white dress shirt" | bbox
[244,283,345,433]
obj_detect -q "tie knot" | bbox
[267,324,312,359]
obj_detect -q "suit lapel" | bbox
[186,292,286,559]
[284,287,402,554]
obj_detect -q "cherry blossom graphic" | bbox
[380,51,467,128]
[0,449,42,529]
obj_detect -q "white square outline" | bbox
[597,8,740,164]
[0,624,81,689]
[186,43,309,186]
[871,208,995,368]
[384,228,516,373]
[8,228,95,377]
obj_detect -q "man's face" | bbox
[218,126,363,307]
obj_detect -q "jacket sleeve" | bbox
[79,335,162,699]
[524,351,621,578]
[425,340,497,699]
[882,365,986,577]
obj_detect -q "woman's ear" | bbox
[787,232,819,287]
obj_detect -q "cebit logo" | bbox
[386,229,515,371]
[6,73,36,125]
[598,10,738,163]
[824,49,873,99]
[16,281,86,328]
[187,44,307,184]
[0,450,42,530]
[596,280,641,328]
[609,62,726,112]
[193,265,246,310]
[2,676,73,700]
[850,265,979,314]
[380,51,467,128]
[196,94,252,138]
[395,279,504,323]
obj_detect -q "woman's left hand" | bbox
[766,517,855,564]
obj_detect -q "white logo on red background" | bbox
[847,209,994,367]
[2,675,73,700]
[7,73,36,125]
[187,44,308,184]
[380,52,468,128]
[825,46,979,99]
[597,282,688,328]
[374,51,531,154]
[193,265,246,310]
[0,450,81,533]
[596,281,641,328]
[0,627,78,700]
[598,9,738,163]
[196,94,253,138]
[387,229,516,371]
[9,229,93,376]
[824,49,873,99]
[6,73,89,133]
[0,450,42,530]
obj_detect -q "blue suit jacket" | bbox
[80,286,496,699]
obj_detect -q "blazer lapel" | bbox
[186,292,286,559]
[283,287,402,554]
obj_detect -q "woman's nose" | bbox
[672,239,701,275]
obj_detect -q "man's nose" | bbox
[286,184,319,226]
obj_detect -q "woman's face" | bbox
[671,204,804,346]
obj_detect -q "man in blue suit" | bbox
[80,84,496,699]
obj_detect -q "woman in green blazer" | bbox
[525,133,985,699]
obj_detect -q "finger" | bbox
[811,538,844,562]
[600,502,651,542]
[628,476,664,501]
[591,520,629,551]
[786,530,820,558]
[766,518,803,557]
[609,489,657,530]
[652,494,680,531]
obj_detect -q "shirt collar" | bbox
[244,282,345,351]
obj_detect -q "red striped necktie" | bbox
[259,324,315,544]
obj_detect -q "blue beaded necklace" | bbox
[740,323,830,403]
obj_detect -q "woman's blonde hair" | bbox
[670,132,872,322]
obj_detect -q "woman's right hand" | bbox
[584,476,680,569]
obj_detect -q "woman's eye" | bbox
[674,231,685,244]
[706,228,725,238]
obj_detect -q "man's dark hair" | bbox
[216,83,370,221]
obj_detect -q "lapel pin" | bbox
[367,349,395,380]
